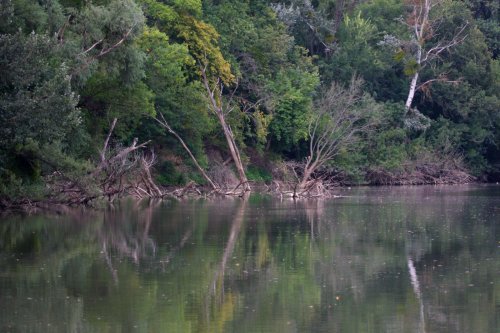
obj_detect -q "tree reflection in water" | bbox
[0,186,498,332]
[99,200,159,283]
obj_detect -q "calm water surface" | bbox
[0,185,499,332]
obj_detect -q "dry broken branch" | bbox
[155,113,219,190]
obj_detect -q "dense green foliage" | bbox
[0,0,499,200]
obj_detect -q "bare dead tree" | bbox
[200,66,251,192]
[299,76,376,192]
[401,0,468,112]
[45,118,166,204]
[138,153,163,197]
[99,200,158,273]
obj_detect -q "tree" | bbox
[299,77,378,191]
[73,0,151,141]
[398,0,468,113]
[0,0,155,200]
[203,0,319,154]
[140,0,234,84]
[0,32,82,187]
[201,67,250,192]
[141,0,252,190]
[466,0,499,58]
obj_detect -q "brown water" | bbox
[0,185,499,332]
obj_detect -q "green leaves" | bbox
[0,0,499,195]
[268,66,319,149]
[0,31,85,188]
[0,32,80,147]
[172,0,201,16]
[203,0,320,152]
[403,59,419,76]
[82,74,155,140]
[141,0,234,84]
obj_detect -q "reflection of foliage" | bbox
[1,189,499,332]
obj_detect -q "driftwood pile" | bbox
[366,162,475,186]
[46,118,254,206]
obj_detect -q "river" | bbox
[0,185,498,332]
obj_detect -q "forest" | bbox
[0,0,499,204]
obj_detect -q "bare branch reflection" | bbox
[98,199,160,282]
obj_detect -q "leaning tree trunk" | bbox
[405,71,420,112]
[201,68,250,192]
[218,114,250,192]
[405,46,422,113]
[298,159,318,192]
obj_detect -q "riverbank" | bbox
[0,148,485,214]
[0,174,486,216]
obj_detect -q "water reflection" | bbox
[0,186,499,332]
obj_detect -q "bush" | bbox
[246,165,273,183]
[155,161,186,186]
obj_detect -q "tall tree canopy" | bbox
[0,0,499,201]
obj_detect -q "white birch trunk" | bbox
[405,71,420,112]
[405,34,423,112]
